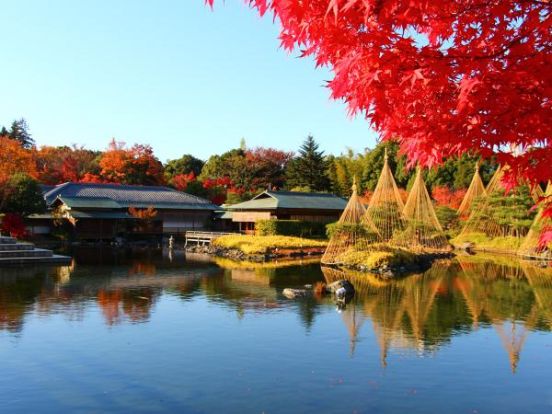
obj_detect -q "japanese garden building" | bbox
[28,182,218,241]
[225,190,347,233]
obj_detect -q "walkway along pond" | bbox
[0,249,551,413]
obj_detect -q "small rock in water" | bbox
[304,284,313,289]
[282,288,308,299]
[335,287,347,300]
[326,280,355,296]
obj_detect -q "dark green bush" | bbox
[255,219,327,238]
[326,222,379,241]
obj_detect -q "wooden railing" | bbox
[184,231,236,246]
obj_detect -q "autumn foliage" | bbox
[172,172,197,191]
[0,213,27,238]
[207,0,550,184]
[35,145,100,184]
[432,186,466,210]
[0,136,37,184]
[128,206,158,220]
[99,140,165,185]
[206,0,551,246]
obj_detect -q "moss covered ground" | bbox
[335,244,419,269]
[212,235,328,255]
[451,232,523,253]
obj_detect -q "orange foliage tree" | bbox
[99,139,165,185]
[35,145,100,184]
[128,206,158,220]
[0,136,37,184]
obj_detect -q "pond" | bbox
[1,248,551,413]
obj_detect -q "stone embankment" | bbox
[185,244,324,262]
[0,236,71,265]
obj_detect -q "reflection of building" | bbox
[27,182,218,240]
[224,190,347,233]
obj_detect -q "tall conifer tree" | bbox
[286,135,330,192]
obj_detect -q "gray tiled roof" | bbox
[228,190,347,211]
[44,182,217,210]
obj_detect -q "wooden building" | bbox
[224,190,347,233]
[27,182,218,241]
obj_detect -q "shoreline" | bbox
[185,244,326,263]
[327,251,455,278]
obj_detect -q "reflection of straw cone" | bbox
[522,262,552,329]
[493,321,529,374]
[401,273,443,343]
[341,304,365,357]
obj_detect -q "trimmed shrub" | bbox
[326,222,379,241]
[255,219,327,238]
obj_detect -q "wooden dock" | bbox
[184,231,235,247]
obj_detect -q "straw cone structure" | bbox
[365,149,406,241]
[393,168,450,251]
[457,162,486,217]
[519,182,552,258]
[321,180,381,265]
[530,184,544,203]
[522,262,552,330]
[459,166,506,239]
[485,165,506,194]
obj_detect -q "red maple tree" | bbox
[432,186,466,210]
[207,0,551,243]
[172,172,197,191]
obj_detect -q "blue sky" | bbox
[1,0,378,161]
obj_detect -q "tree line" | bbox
[0,119,499,208]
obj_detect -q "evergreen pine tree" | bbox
[9,119,35,148]
[0,126,8,136]
[286,135,331,192]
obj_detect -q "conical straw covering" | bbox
[321,178,381,264]
[393,167,450,251]
[365,149,406,241]
[457,161,486,217]
[519,181,552,257]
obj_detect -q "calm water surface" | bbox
[1,248,551,413]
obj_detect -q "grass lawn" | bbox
[451,232,523,253]
[212,234,328,255]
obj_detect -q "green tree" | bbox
[425,154,497,191]
[0,174,46,217]
[361,141,412,191]
[164,154,205,180]
[8,119,35,148]
[327,148,369,196]
[286,136,330,192]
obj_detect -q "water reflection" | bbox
[324,255,552,372]
[1,251,551,374]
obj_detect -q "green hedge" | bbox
[326,222,379,241]
[255,219,327,238]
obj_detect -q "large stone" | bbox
[282,288,308,299]
[326,280,355,297]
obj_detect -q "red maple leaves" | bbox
[207,0,551,246]
[206,0,550,186]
